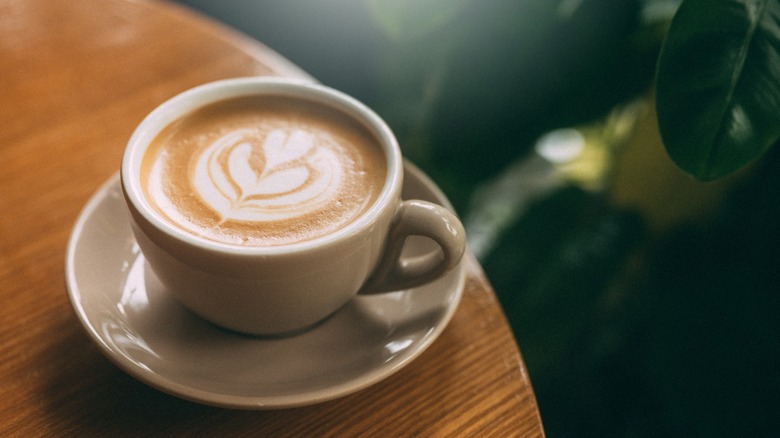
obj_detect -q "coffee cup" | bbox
[120,77,466,336]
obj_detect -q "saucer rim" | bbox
[64,162,466,409]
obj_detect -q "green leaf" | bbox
[655,0,780,181]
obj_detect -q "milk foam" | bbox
[193,128,343,222]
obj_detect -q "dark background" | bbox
[175,0,780,435]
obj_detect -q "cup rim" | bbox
[120,77,402,255]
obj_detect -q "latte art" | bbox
[140,96,386,246]
[194,128,342,222]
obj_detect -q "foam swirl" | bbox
[193,128,343,223]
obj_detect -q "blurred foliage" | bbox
[484,185,651,437]
[371,0,662,209]
[635,144,780,436]
[177,0,780,435]
[486,145,780,437]
[365,0,471,41]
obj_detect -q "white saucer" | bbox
[65,162,465,409]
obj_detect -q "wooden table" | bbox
[0,0,544,435]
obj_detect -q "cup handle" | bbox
[360,200,466,294]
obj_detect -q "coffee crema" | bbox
[140,96,387,246]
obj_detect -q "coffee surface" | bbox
[140,96,386,246]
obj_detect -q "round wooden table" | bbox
[0,0,544,435]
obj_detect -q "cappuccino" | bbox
[140,95,386,246]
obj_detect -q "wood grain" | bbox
[0,0,544,436]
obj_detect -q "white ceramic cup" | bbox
[121,77,466,336]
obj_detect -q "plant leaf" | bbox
[655,0,780,181]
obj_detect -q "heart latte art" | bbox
[193,128,341,222]
[140,96,386,246]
